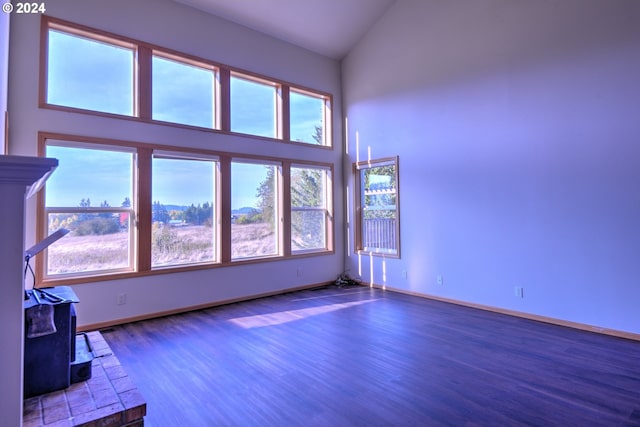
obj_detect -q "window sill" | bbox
[39,103,334,150]
[39,250,335,287]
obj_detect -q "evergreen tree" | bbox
[78,197,91,221]
[184,203,213,226]
[256,125,324,231]
[99,200,112,219]
[256,168,276,227]
[152,201,170,223]
[201,202,213,226]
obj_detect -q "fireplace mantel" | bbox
[0,155,58,427]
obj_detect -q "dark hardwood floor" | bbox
[102,285,640,427]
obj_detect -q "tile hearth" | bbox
[23,331,146,427]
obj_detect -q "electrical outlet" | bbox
[514,287,524,298]
[117,293,127,305]
[402,270,408,279]
[437,275,443,285]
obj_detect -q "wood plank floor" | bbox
[102,285,640,427]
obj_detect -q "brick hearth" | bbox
[23,331,146,427]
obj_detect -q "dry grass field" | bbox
[47,223,275,274]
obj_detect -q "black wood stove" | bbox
[23,286,94,398]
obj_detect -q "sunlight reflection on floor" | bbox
[228,298,379,328]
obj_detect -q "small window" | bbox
[231,161,280,259]
[230,74,278,138]
[44,142,136,277]
[152,54,217,128]
[290,90,327,145]
[355,157,400,257]
[151,153,218,268]
[46,26,135,116]
[291,165,331,252]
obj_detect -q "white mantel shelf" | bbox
[0,155,58,193]
[0,155,58,427]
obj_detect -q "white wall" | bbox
[342,0,640,334]
[1,13,8,154]
[8,0,344,327]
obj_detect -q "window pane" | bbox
[152,157,216,267]
[46,212,132,275]
[152,55,215,128]
[358,160,399,255]
[47,29,134,116]
[231,75,276,138]
[231,162,279,259]
[291,167,327,251]
[45,145,133,208]
[290,91,324,145]
[44,143,135,277]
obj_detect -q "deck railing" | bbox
[362,218,397,251]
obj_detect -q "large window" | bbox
[231,161,281,259]
[354,157,400,257]
[41,17,332,146]
[151,153,218,268]
[230,74,279,139]
[291,165,331,252]
[152,54,217,128]
[46,26,135,116]
[39,134,334,284]
[44,142,136,277]
[38,15,337,284]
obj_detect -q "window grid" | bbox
[40,16,332,147]
[36,133,334,286]
[42,142,137,278]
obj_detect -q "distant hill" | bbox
[158,204,258,215]
[164,204,188,211]
[232,207,259,215]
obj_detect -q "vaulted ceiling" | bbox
[173,0,395,59]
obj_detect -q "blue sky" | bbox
[45,29,323,210]
[46,145,273,210]
[152,55,214,128]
